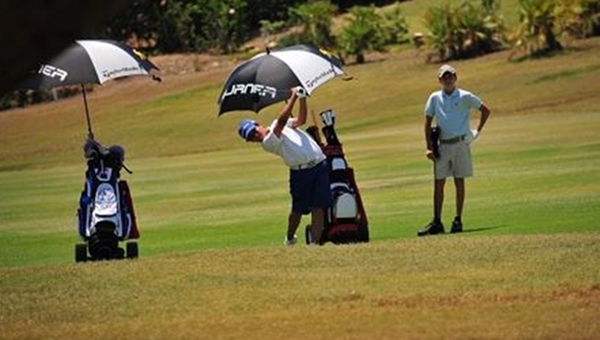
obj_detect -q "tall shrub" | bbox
[287,1,338,48]
[338,5,388,63]
[424,1,504,61]
[508,0,562,57]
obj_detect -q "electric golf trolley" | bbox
[75,140,140,262]
[305,109,369,245]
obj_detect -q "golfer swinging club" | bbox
[237,87,332,246]
[418,64,491,236]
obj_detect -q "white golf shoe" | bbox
[284,235,297,246]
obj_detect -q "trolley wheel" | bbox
[305,225,313,245]
[359,226,369,243]
[126,242,138,259]
[75,243,88,263]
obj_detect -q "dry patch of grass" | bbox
[1,233,599,339]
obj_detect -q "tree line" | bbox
[98,0,599,62]
[2,0,599,110]
[423,0,600,61]
[99,0,401,54]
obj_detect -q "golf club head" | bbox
[320,109,335,127]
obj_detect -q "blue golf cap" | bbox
[238,119,258,141]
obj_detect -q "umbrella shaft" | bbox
[81,84,94,140]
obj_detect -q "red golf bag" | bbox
[306,109,369,244]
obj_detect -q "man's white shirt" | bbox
[262,119,326,168]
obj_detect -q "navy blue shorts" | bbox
[289,160,332,215]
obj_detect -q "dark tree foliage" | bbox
[332,0,402,12]
[100,0,410,53]
[245,0,305,29]
[102,0,306,54]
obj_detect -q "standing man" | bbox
[418,64,491,236]
[237,87,332,245]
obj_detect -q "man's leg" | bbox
[451,142,472,233]
[419,178,446,236]
[309,161,332,245]
[310,208,325,244]
[288,212,302,241]
[454,177,465,218]
[433,144,450,223]
[288,169,310,245]
[451,177,465,233]
[434,179,446,221]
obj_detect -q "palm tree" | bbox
[556,0,600,39]
[381,2,410,45]
[424,3,460,61]
[509,0,562,57]
[338,6,387,64]
[423,1,504,62]
[289,1,337,48]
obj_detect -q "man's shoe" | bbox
[418,220,445,236]
[450,217,463,233]
[284,235,297,246]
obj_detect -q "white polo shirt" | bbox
[425,88,482,140]
[262,119,326,168]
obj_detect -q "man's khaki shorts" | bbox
[434,141,473,179]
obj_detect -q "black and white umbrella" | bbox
[20,40,161,139]
[217,45,344,115]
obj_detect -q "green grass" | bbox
[1,234,599,339]
[1,38,599,268]
[1,3,600,337]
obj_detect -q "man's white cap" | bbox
[438,64,457,78]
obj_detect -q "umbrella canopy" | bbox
[218,45,344,115]
[19,40,160,139]
[21,40,160,89]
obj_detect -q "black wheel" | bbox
[126,242,138,259]
[359,225,369,243]
[305,225,312,245]
[115,247,125,259]
[75,243,87,263]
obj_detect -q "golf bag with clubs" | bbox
[305,109,369,244]
[75,140,139,262]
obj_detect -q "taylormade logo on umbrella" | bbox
[102,66,141,79]
[38,64,68,81]
[305,68,336,89]
[222,83,277,100]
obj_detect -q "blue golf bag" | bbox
[75,140,139,262]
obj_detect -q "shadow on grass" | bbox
[0,163,33,172]
[461,225,505,234]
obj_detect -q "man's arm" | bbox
[476,103,491,132]
[273,90,298,138]
[290,97,307,128]
[424,115,435,160]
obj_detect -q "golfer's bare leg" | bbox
[287,212,302,240]
[454,178,465,217]
[310,208,325,244]
[434,179,445,220]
